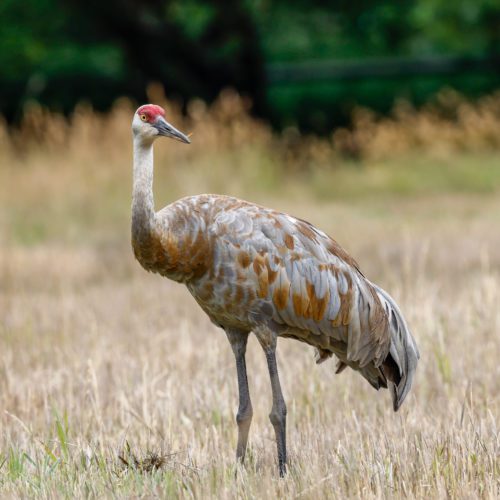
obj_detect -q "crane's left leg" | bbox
[254,327,287,477]
[225,329,253,464]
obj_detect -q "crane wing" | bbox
[238,210,391,368]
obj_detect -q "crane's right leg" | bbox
[254,326,287,477]
[225,329,253,463]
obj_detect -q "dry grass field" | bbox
[1,92,500,498]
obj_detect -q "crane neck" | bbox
[132,136,157,244]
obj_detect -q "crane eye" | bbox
[140,114,147,122]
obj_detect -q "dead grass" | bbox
[333,89,500,160]
[0,92,499,497]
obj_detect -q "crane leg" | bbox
[226,329,253,464]
[254,327,287,477]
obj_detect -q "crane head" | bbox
[132,104,191,144]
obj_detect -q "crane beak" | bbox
[154,117,191,144]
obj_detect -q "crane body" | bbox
[131,104,419,476]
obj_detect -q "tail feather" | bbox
[372,284,420,411]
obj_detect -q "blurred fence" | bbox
[266,54,500,131]
[267,54,500,83]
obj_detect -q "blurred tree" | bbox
[0,0,265,120]
[0,0,498,127]
[68,0,266,113]
[251,0,419,61]
[0,0,127,118]
[409,0,500,54]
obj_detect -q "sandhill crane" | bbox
[131,104,419,476]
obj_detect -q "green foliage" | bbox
[252,1,415,61]
[0,0,123,78]
[168,0,216,41]
[409,0,500,54]
[252,0,500,60]
[0,0,498,126]
[0,0,125,116]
